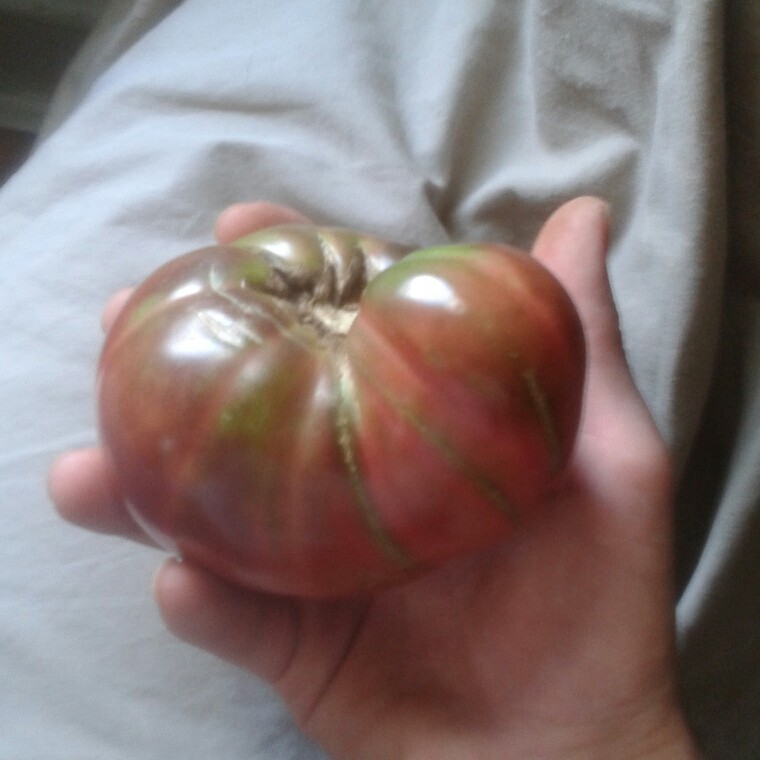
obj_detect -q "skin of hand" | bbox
[48,197,700,760]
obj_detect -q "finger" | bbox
[530,198,652,420]
[102,205,311,332]
[530,197,627,391]
[214,202,311,244]
[533,198,671,522]
[101,287,134,333]
[48,448,154,544]
[153,558,300,683]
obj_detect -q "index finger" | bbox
[48,447,157,545]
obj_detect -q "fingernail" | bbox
[580,195,611,222]
[574,197,611,255]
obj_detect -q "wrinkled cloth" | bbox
[0,1,756,758]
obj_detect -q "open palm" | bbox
[49,198,697,759]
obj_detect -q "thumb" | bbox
[532,197,671,531]
[531,197,656,441]
[531,197,631,404]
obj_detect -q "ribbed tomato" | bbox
[98,225,585,596]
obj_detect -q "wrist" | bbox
[392,706,700,760]
[533,704,701,760]
[605,710,700,760]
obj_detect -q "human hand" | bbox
[49,198,699,760]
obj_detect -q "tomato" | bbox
[98,225,585,596]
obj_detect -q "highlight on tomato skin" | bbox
[97,224,586,597]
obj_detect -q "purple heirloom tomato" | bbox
[98,225,585,596]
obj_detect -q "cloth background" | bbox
[0,1,756,757]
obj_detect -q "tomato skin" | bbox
[98,225,585,596]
